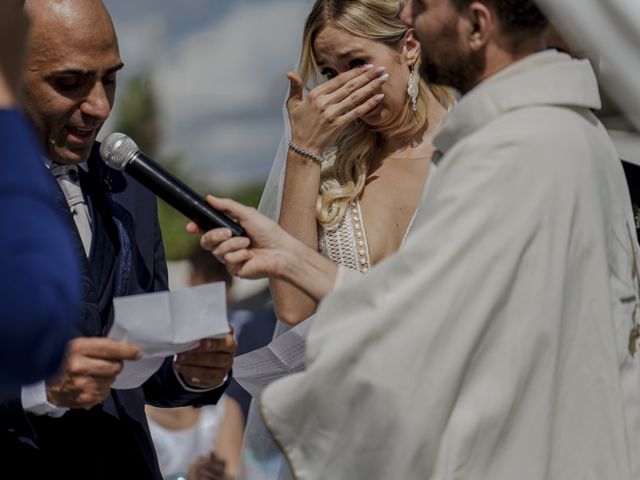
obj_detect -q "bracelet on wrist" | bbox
[288,142,327,166]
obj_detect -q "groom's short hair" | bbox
[451,0,548,34]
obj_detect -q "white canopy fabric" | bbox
[536,0,640,129]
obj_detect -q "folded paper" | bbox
[108,282,229,389]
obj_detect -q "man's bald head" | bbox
[21,0,123,165]
[25,0,114,34]
[24,0,118,66]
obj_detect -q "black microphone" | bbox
[100,133,244,237]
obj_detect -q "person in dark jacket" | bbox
[0,0,79,395]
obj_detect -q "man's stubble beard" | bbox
[418,22,485,94]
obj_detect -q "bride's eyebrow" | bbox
[316,48,365,66]
[336,48,364,60]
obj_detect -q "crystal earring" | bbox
[407,66,419,112]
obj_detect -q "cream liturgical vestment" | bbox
[258,51,640,480]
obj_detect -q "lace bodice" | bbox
[318,196,420,273]
[318,199,372,273]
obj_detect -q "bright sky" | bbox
[102,0,314,191]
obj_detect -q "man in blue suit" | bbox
[0,0,79,395]
[0,1,237,478]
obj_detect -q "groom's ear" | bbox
[402,29,421,67]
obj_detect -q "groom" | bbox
[0,1,236,478]
[198,0,640,479]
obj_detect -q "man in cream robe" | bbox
[199,1,640,478]
[257,48,640,479]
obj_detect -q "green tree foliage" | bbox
[113,73,266,260]
[113,73,198,259]
[115,73,160,157]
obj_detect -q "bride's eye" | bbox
[321,68,337,80]
[349,59,366,70]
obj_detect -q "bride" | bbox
[192,0,451,477]
[263,0,451,327]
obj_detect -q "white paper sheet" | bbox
[108,282,229,390]
[232,319,312,398]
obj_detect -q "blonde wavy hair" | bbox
[299,0,452,228]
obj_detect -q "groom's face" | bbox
[22,0,122,165]
[400,0,484,93]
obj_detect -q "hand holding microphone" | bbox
[100,133,244,237]
[194,196,338,302]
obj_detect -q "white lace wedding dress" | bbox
[318,199,372,273]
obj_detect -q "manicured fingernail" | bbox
[375,66,386,74]
[363,64,374,70]
[377,73,390,83]
[373,93,385,101]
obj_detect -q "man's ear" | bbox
[402,29,421,67]
[465,1,494,51]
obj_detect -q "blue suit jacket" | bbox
[0,110,79,393]
[0,143,228,479]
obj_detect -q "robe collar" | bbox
[434,50,602,154]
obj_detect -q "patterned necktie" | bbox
[50,163,92,256]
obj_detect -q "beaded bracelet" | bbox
[288,141,326,166]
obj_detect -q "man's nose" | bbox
[399,0,414,27]
[80,82,111,122]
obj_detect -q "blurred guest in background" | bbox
[148,246,235,480]
[0,0,79,394]
[149,244,276,479]
[195,246,277,480]
[0,1,235,478]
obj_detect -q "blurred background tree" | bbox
[113,72,265,260]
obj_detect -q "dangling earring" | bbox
[407,66,419,112]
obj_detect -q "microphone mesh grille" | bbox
[100,133,139,170]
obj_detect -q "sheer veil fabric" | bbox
[257,100,292,223]
[240,82,305,480]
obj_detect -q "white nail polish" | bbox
[374,93,385,101]
[375,66,386,74]
[378,73,390,82]
[364,64,374,70]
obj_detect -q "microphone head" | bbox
[100,133,139,171]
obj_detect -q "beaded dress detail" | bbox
[318,198,372,273]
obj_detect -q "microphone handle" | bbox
[126,152,245,237]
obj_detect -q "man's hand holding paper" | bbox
[46,338,141,410]
[174,328,236,389]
